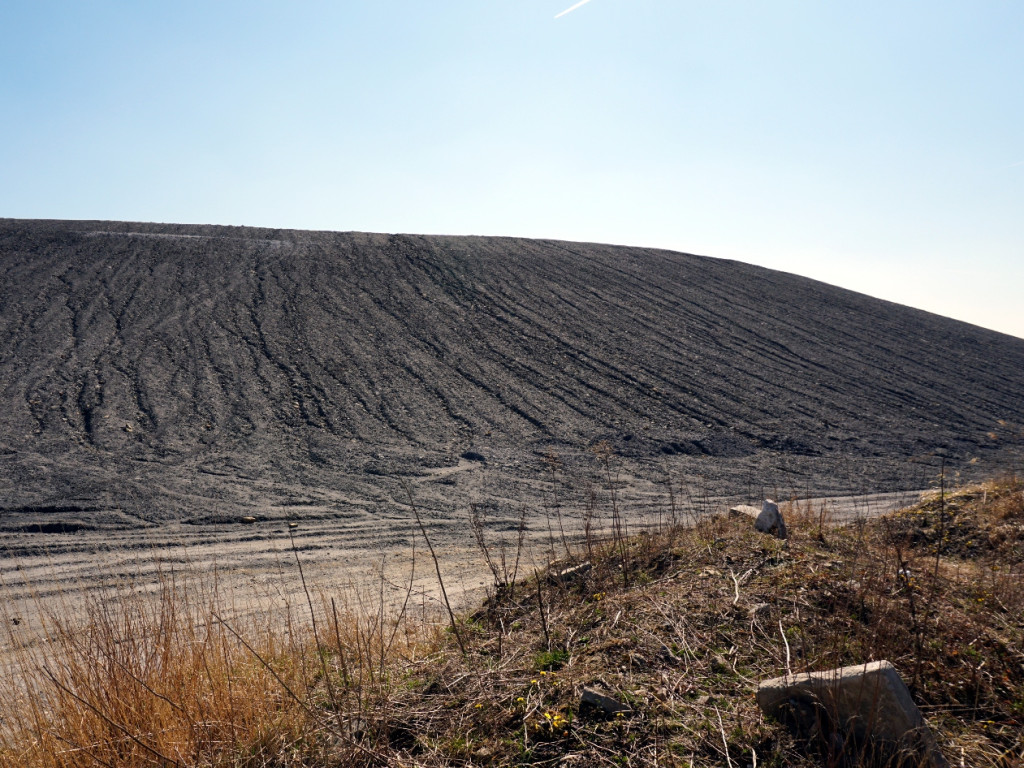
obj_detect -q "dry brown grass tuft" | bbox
[893,473,1024,561]
[0,564,436,767]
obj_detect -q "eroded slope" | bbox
[1,219,1022,533]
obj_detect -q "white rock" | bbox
[550,561,593,586]
[756,660,947,767]
[728,504,761,520]
[755,499,787,539]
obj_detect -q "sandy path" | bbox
[0,487,925,659]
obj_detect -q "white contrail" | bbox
[1008,160,1024,168]
[555,0,595,19]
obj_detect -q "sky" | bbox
[1,1,1021,338]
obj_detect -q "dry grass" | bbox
[0,565,436,767]
[2,474,1022,766]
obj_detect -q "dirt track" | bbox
[1,219,1022,585]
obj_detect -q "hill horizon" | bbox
[2,218,1022,536]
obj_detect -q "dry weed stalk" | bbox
[402,482,466,656]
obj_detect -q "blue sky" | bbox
[2,1,1021,337]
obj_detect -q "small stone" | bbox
[473,745,494,762]
[241,516,257,524]
[580,687,629,715]
[710,654,730,674]
[550,561,592,586]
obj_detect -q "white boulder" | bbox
[755,499,787,539]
